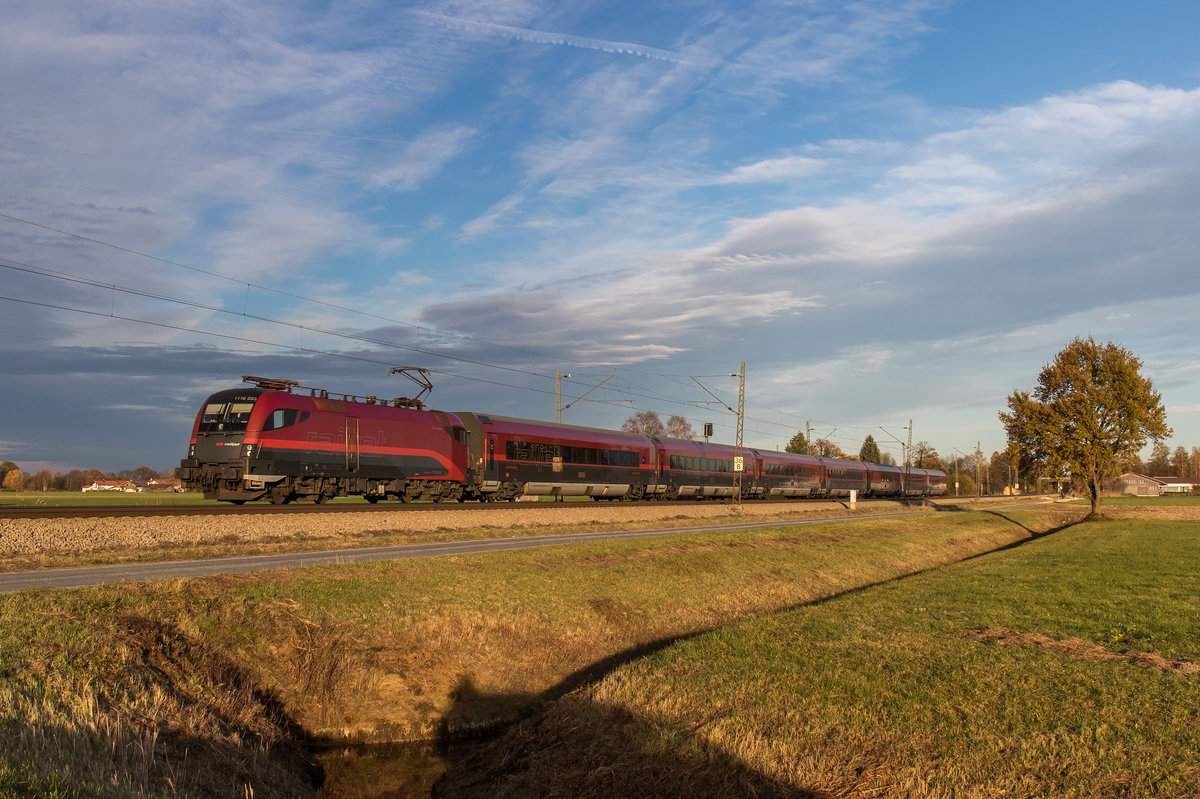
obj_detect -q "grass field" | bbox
[0,490,211,507]
[1088,494,1200,507]
[0,504,1079,797]
[438,510,1200,797]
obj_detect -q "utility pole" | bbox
[879,424,910,487]
[906,420,913,468]
[735,361,745,509]
[690,365,745,509]
[952,447,972,498]
[976,441,983,497]
[555,372,571,423]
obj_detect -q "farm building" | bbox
[1118,473,1163,496]
[1155,477,1200,494]
[81,480,138,493]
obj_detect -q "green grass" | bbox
[1093,494,1200,507]
[443,515,1200,797]
[0,491,214,507]
[0,506,1078,796]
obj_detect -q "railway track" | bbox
[0,497,920,521]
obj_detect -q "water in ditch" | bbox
[315,741,461,799]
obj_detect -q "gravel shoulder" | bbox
[0,501,893,556]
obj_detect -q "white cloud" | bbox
[369,125,478,191]
[890,153,998,182]
[717,155,827,184]
[460,195,523,239]
[210,205,361,278]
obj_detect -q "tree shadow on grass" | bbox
[429,509,1093,798]
[974,508,1085,546]
[433,676,829,799]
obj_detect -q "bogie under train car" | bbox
[178,377,947,504]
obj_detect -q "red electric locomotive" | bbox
[178,376,471,504]
[179,376,948,504]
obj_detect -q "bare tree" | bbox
[1146,441,1171,475]
[64,470,88,492]
[621,410,666,437]
[133,466,160,482]
[665,415,695,441]
[1171,446,1190,477]
[27,469,52,491]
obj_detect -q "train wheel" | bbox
[269,483,292,505]
[230,500,246,505]
[365,496,381,504]
[314,494,328,504]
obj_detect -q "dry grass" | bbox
[436,506,1200,798]
[0,597,320,797]
[1,502,1078,796]
[239,505,1078,742]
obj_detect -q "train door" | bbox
[345,416,360,472]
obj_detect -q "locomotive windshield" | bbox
[199,400,256,433]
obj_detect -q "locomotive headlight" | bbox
[243,444,254,458]
[188,444,195,458]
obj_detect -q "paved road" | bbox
[0,508,939,592]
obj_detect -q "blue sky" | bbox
[2,0,1199,474]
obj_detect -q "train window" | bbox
[506,440,638,468]
[262,409,310,431]
[669,455,735,473]
[200,400,260,433]
[229,402,255,424]
[201,403,225,426]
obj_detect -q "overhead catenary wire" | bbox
[0,285,907,452]
[0,212,917,445]
[0,210,780,409]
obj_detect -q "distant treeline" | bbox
[1,462,174,492]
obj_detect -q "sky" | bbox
[2,0,1199,475]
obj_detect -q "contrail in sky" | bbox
[411,9,716,67]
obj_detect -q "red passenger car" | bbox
[457,414,656,500]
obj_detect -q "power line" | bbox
[0,253,741,419]
[0,210,587,368]
[0,212,922,443]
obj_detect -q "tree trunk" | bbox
[1087,473,1101,518]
